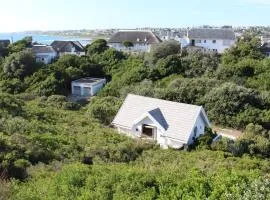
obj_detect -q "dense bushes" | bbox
[40,95,81,110]
[11,151,270,199]
[202,82,263,128]
[0,36,270,198]
[87,96,122,125]
[0,93,24,117]
[2,50,38,80]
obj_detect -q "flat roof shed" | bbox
[71,77,106,97]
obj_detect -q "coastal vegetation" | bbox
[0,35,270,199]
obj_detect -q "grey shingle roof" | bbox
[108,30,162,44]
[188,28,235,40]
[112,94,210,143]
[32,45,56,54]
[51,41,84,53]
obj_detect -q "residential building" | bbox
[51,41,85,57]
[112,94,211,149]
[0,40,10,48]
[71,77,106,97]
[261,34,270,45]
[261,42,270,57]
[182,28,236,53]
[0,40,10,57]
[32,45,57,64]
[108,30,162,52]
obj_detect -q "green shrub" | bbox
[87,96,122,125]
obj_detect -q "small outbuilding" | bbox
[112,94,211,149]
[71,78,106,97]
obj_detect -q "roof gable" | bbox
[133,108,168,132]
[32,45,56,54]
[112,94,211,143]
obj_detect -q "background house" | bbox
[32,45,57,64]
[0,39,10,57]
[261,34,270,45]
[112,94,211,149]
[51,41,85,57]
[261,42,270,57]
[108,30,162,52]
[71,77,106,97]
[182,28,236,53]
[0,39,10,48]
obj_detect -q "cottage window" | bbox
[212,40,216,44]
[204,40,207,43]
[197,40,201,43]
[142,124,154,137]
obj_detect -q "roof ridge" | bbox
[127,94,202,109]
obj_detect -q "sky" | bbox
[0,0,270,32]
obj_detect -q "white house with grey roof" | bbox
[32,45,57,64]
[108,30,162,53]
[182,28,236,53]
[112,94,211,149]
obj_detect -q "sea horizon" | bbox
[0,32,92,46]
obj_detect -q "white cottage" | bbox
[71,78,106,97]
[112,94,211,149]
[182,28,236,53]
[108,30,162,53]
[32,45,57,64]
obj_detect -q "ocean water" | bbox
[0,33,91,46]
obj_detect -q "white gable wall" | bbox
[116,116,190,149]
[109,43,151,52]
[35,52,57,64]
[131,117,167,145]
[187,114,207,144]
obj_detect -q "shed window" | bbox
[73,86,81,95]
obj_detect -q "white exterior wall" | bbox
[35,52,57,64]
[187,114,206,145]
[180,37,190,48]
[109,43,151,52]
[181,37,235,53]
[59,52,85,57]
[193,39,235,53]
[91,81,106,96]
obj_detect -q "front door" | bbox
[191,39,195,46]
